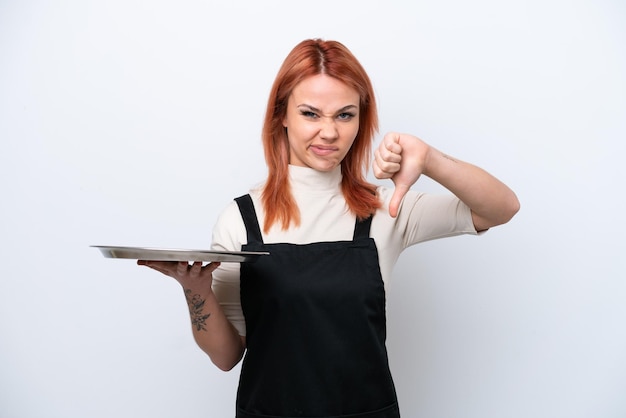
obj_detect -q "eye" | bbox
[300,110,318,119]
[337,112,355,121]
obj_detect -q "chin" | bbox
[311,162,340,172]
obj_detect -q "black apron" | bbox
[235,194,399,418]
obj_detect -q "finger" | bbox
[382,132,403,155]
[388,183,411,218]
[177,261,189,276]
[373,149,400,179]
[377,149,401,171]
[378,143,402,165]
[372,150,385,179]
[374,133,403,179]
[202,262,221,273]
[189,261,203,277]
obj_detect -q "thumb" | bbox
[388,182,411,218]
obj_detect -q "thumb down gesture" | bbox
[373,132,432,218]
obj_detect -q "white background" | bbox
[1,1,625,417]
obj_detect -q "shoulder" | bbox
[211,197,248,252]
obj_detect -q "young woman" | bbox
[139,38,520,418]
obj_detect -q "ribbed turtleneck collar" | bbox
[288,165,342,192]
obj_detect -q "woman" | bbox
[139,39,520,417]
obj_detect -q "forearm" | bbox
[423,149,520,230]
[183,287,245,371]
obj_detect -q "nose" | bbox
[319,117,339,141]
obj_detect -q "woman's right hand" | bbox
[136,260,220,291]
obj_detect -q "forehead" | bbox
[290,74,360,109]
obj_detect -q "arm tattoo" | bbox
[185,289,211,331]
[441,152,458,163]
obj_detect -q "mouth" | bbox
[309,145,338,156]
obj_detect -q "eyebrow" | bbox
[297,104,358,114]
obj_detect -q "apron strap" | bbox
[235,194,264,244]
[353,214,373,240]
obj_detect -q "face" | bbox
[282,74,360,172]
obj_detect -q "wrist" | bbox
[421,145,439,177]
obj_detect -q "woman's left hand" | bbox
[373,132,431,217]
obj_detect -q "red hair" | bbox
[261,39,381,232]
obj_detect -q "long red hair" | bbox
[261,39,381,232]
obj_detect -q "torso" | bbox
[234,194,400,418]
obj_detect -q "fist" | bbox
[373,132,430,217]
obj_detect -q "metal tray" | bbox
[92,245,269,263]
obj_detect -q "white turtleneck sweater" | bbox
[211,165,477,336]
